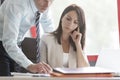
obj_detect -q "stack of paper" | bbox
[51,67,114,77]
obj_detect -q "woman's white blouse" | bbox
[63,52,69,67]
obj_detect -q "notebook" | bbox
[96,49,120,73]
[53,67,114,74]
[52,67,114,77]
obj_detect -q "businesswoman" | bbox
[39,4,89,68]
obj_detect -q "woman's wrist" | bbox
[76,43,81,48]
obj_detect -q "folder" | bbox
[51,67,114,77]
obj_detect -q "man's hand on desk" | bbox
[27,62,53,74]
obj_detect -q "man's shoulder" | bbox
[7,0,28,4]
[4,0,29,10]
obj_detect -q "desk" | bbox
[0,76,120,80]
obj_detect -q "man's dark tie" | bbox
[35,11,40,62]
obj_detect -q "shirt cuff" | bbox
[22,59,33,69]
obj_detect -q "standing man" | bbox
[0,0,54,76]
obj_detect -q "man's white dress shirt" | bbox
[0,0,54,69]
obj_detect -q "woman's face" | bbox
[34,0,53,12]
[61,11,79,34]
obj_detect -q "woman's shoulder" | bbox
[41,33,55,41]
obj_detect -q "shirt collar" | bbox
[29,0,38,14]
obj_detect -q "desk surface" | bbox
[0,76,120,80]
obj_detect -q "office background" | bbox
[50,0,119,55]
[1,0,119,55]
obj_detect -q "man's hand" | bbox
[27,62,52,74]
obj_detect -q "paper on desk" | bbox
[53,67,114,74]
[11,72,50,77]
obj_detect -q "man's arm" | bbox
[2,0,33,69]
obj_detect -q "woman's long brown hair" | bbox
[52,4,86,51]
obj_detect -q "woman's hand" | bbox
[27,62,52,74]
[70,30,82,46]
[71,30,89,67]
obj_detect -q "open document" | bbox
[51,67,115,77]
[53,67,114,74]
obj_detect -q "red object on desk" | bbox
[87,55,98,66]
[87,55,98,62]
